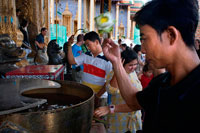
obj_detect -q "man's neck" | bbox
[76,42,82,46]
[92,49,102,57]
[167,48,200,85]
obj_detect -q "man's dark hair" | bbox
[16,9,21,13]
[133,44,141,54]
[21,19,28,28]
[84,31,101,44]
[118,39,122,44]
[121,43,127,48]
[121,47,138,66]
[134,0,199,48]
[41,27,47,32]
[143,62,151,72]
[77,34,84,42]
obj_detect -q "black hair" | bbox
[121,47,138,66]
[21,19,28,28]
[121,43,127,47]
[133,44,141,54]
[143,63,150,72]
[134,0,199,48]
[118,39,122,43]
[84,31,101,44]
[16,9,21,13]
[195,39,200,43]
[77,34,84,42]
[41,27,47,32]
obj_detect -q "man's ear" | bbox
[95,40,100,45]
[166,26,179,45]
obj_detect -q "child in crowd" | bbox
[139,63,153,89]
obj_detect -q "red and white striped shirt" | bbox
[75,52,112,93]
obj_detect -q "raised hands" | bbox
[102,39,121,64]
[68,35,75,46]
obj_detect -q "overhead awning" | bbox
[130,0,144,15]
[118,0,134,5]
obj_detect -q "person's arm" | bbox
[102,39,142,111]
[67,35,77,65]
[35,40,45,49]
[96,83,106,98]
[94,104,134,117]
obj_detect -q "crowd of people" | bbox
[16,0,200,132]
[65,31,165,132]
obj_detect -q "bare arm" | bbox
[94,104,134,117]
[96,83,106,98]
[35,41,45,49]
[102,39,142,111]
[67,35,77,65]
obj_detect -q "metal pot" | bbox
[0,79,94,133]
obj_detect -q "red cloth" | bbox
[141,74,153,89]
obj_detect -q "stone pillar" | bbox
[44,0,50,42]
[89,0,94,31]
[127,5,131,39]
[115,2,119,40]
[50,0,55,24]
[131,21,135,40]
[28,0,44,49]
[77,0,82,34]
[83,0,87,29]
[0,0,23,47]
[93,1,96,31]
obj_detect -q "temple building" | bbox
[51,0,144,45]
[0,0,200,48]
[0,0,147,49]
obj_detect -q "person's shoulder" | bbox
[36,34,41,39]
[97,54,109,62]
[85,51,92,56]
[148,72,169,86]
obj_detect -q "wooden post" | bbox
[56,0,58,42]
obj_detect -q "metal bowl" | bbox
[0,79,94,133]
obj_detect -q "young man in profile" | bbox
[102,0,200,132]
[35,27,48,64]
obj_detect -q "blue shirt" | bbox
[36,33,44,43]
[35,33,44,50]
[72,44,83,70]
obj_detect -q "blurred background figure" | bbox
[34,27,48,65]
[133,44,145,76]
[16,9,21,29]
[120,43,127,52]
[20,19,32,59]
[195,39,200,58]
[71,34,84,83]
[139,62,153,89]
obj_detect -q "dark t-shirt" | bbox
[136,65,200,133]
[35,33,44,50]
[20,27,30,48]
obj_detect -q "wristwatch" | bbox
[109,105,115,114]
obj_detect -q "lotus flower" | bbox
[95,12,115,34]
